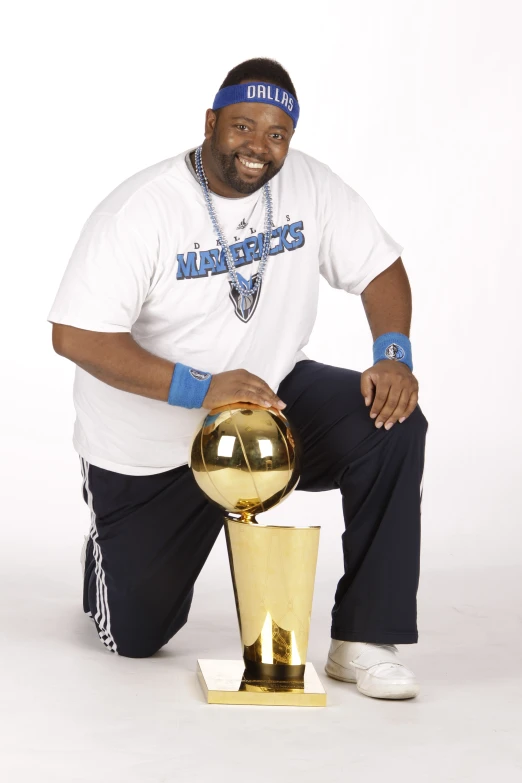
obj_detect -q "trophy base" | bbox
[197,659,327,707]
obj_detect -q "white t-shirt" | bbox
[48,147,403,475]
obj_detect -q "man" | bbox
[48,58,428,700]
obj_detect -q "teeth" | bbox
[239,156,265,169]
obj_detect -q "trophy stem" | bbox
[225,512,258,524]
[225,518,320,683]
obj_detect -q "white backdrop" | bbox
[2,3,522,780]
[1,0,521,608]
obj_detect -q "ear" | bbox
[204,109,217,141]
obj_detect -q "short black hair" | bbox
[219,57,298,101]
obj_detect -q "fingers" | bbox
[382,387,410,429]
[374,384,419,429]
[236,386,285,409]
[372,384,401,428]
[238,371,286,409]
[203,370,287,411]
[398,388,418,423]
[360,370,375,407]
[369,381,392,422]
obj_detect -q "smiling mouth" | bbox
[236,155,268,173]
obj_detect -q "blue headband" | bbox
[212,82,299,128]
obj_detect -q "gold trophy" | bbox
[190,403,326,707]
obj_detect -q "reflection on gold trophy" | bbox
[190,403,326,707]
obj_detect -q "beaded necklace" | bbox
[194,146,273,300]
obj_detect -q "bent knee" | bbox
[406,404,429,434]
[93,628,169,658]
[86,580,194,658]
[91,613,189,658]
[389,404,428,447]
[116,639,165,658]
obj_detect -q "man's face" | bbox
[204,97,294,196]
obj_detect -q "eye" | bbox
[271,133,284,140]
[235,124,249,131]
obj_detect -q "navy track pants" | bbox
[81,359,428,657]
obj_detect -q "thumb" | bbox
[360,371,375,407]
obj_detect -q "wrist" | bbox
[168,363,212,408]
[373,332,413,372]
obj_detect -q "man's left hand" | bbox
[360,360,419,430]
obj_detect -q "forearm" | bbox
[361,258,411,340]
[52,324,174,402]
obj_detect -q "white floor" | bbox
[1,536,521,783]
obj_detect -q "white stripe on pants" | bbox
[81,458,118,653]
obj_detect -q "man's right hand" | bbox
[202,369,286,411]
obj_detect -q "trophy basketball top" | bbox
[190,403,301,523]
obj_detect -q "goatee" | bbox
[210,133,283,195]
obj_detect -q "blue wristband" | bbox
[167,363,212,409]
[373,332,413,372]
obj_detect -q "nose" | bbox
[245,131,269,157]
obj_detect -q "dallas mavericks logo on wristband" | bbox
[168,363,212,408]
[385,343,406,361]
[373,332,413,372]
[190,369,211,381]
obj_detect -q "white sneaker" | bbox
[325,640,420,700]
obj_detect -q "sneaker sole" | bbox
[325,661,420,699]
[357,682,420,700]
[324,661,357,683]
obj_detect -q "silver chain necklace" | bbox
[194,146,273,298]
